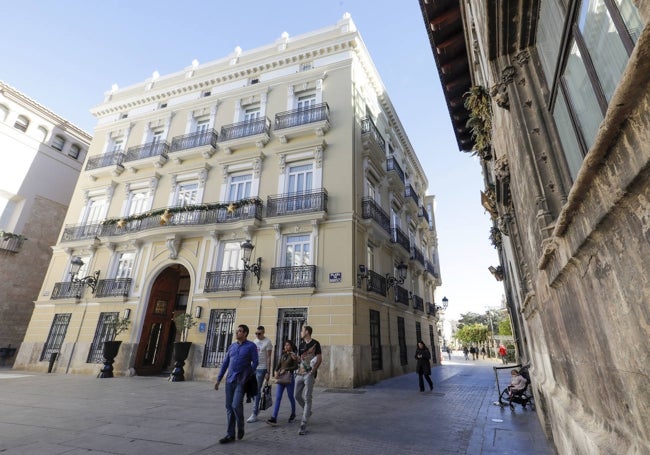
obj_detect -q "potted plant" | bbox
[169,312,198,382]
[98,314,131,378]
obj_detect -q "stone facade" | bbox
[420,0,649,452]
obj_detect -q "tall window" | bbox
[367,179,377,202]
[366,244,375,272]
[126,187,150,216]
[14,115,29,132]
[221,242,241,271]
[285,234,311,266]
[83,197,107,224]
[415,321,422,344]
[397,317,407,366]
[370,310,382,371]
[429,325,437,364]
[287,163,313,194]
[111,138,124,154]
[52,135,66,151]
[40,314,71,361]
[69,144,81,159]
[228,174,252,201]
[202,309,235,367]
[176,182,199,207]
[195,119,210,133]
[115,252,135,278]
[87,312,119,363]
[244,106,260,122]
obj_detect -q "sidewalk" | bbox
[0,353,554,454]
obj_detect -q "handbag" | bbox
[276,370,292,385]
[259,383,273,411]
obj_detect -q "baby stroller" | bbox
[498,364,535,410]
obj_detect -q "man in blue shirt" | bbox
[215,324,258,444]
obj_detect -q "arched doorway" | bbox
[134,264,190,375]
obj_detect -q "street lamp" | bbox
[442,296,449,309]
[69,257,100,295]
[386,261,408,290]
[240,239,262,283]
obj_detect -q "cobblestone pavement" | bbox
[0,354,554,454]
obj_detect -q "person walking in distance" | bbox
[248,326,273,423]
[294,325,322,435]
[446,346,452,360]
[267,340,299,426]
[214,324,258,444]
[499,344,508,364]
[415,341,434,391]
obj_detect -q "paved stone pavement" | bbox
[0,353,554,454]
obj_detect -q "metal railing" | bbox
[266,189,327,217]
[124,141,169,163]
[425,260,437,277]
[426,302,436,315]
[170,129,218,152]
[390,227,410,252]
[204,270,246,292]
[219,117,270,141]
[405,184,419,207]
[270,265,317,289]
[387,157,405,185]
[0,235,25,254]
[274,103,329,130]
[95,278,132,297]
[367,270,387,296]
[412,294,424,311]
[418,206,430,224]
[394,285,409,306]
[61,223,102,242]
[85,152,125,171]
[51,282,84,299]
[410,246,425,266]
[361,117,386,151]
[361,197,391,235]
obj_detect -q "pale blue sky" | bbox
[1,0,504,318]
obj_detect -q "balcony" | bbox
[361,197,391,236]
[410,246,425,267]
[270,265,317,289]
[85,151,125,178]
[51,281,84,300]
[386,157,405,187]
[61,223,102,242]
[0,233,26,254]
[218,117,270,153]
[412,294,424,311]
[418,206,430,225]
[123,141,169,170]
[425,260,438,278]
[266,189,328,219]
[361,117,386,166]
[274,103,330,143]
[170,129,218,160]
[204,270,245,292]
[95,278,132,298]
[426,302,436,315]
[366,269,387,296]
[390,227,410,253]
[405,184,419,210]
[394,285,409,306]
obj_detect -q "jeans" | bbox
[272,378,296,419]
[418,373,433,391]
[294,372,314,425]
[224,381,245,438]
[252,369,267,415]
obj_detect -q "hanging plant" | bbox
[489,226,503,249]
[464,85,493,160]
[0,231,27,242]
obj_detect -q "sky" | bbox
[0,0,504,319]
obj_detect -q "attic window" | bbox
[14,115,29,132]
[159,102,168,109]
[120,113,128,119]
[250,78,259,85]
[202,90,211,97]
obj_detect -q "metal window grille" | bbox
[370,310,382,371]
[397,317,407,366]
[202,309,235,368]
[87,312,119,363]
[429,325,437,364]
[415,321,422,344]
[274,308,307,364]
[40,314,71,361]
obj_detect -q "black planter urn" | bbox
[98,340,122,378]
[169,342,192,382]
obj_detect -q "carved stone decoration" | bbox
[315,145,323,168]
[253,158,262,178]
[501,66,516,85]
[490,83,510,110]
[497,213,512,236]
[494,156,510,182]
[278,154,286,173]
[166,235,181,259]
[515,50,530,66]
[222,164,229,183]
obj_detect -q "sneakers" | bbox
[288,413,296,423]
[266,417,277,426]
[299,423,306,435]
[246,413,257,423]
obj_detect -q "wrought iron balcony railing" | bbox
[95,278,132,297]
[361,117,386,151]
[390,227,410,252]
[266,189,328,217]
[85,151,125,171]
[270,265,317,289]
[394,285,409,306]
[61,223,102,242]
[405,184,419,207]
[386,157,405,185]
[410,246,425,267]
[274,103,329,130]
[417,206,430,225]
[219,117,270,142]
[366,269,387,296]
[426,302,436,315]
[170,129,218,152]
[425,260,438,277]
[51,281,84,299]
[361,197,391,235]
[204,270,245,292]
[411,294,424,311]
[0,234,25,254]
[124,141,169,163]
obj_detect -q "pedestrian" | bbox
[463,346,469,360]
[498,344,507,364]
[415,341,433,391]
[294,325,322,436]
[247,326,273,423]
[469,346,476,360]
[267,340,299,426]
[481,347,486,359]
[446,346,452,360]
[214,324,258,444]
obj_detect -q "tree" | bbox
[498,319,512,335]
[457,312,488,329]
[454,323,489,345]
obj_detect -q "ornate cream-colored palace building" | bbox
[15,14,442,387]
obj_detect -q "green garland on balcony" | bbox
[101,198,260,226]
[0,230,27,241]
[464,85,493,160]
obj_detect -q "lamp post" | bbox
[240,240,262,284]
[69,256,100,296]
[386,260,408,290]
